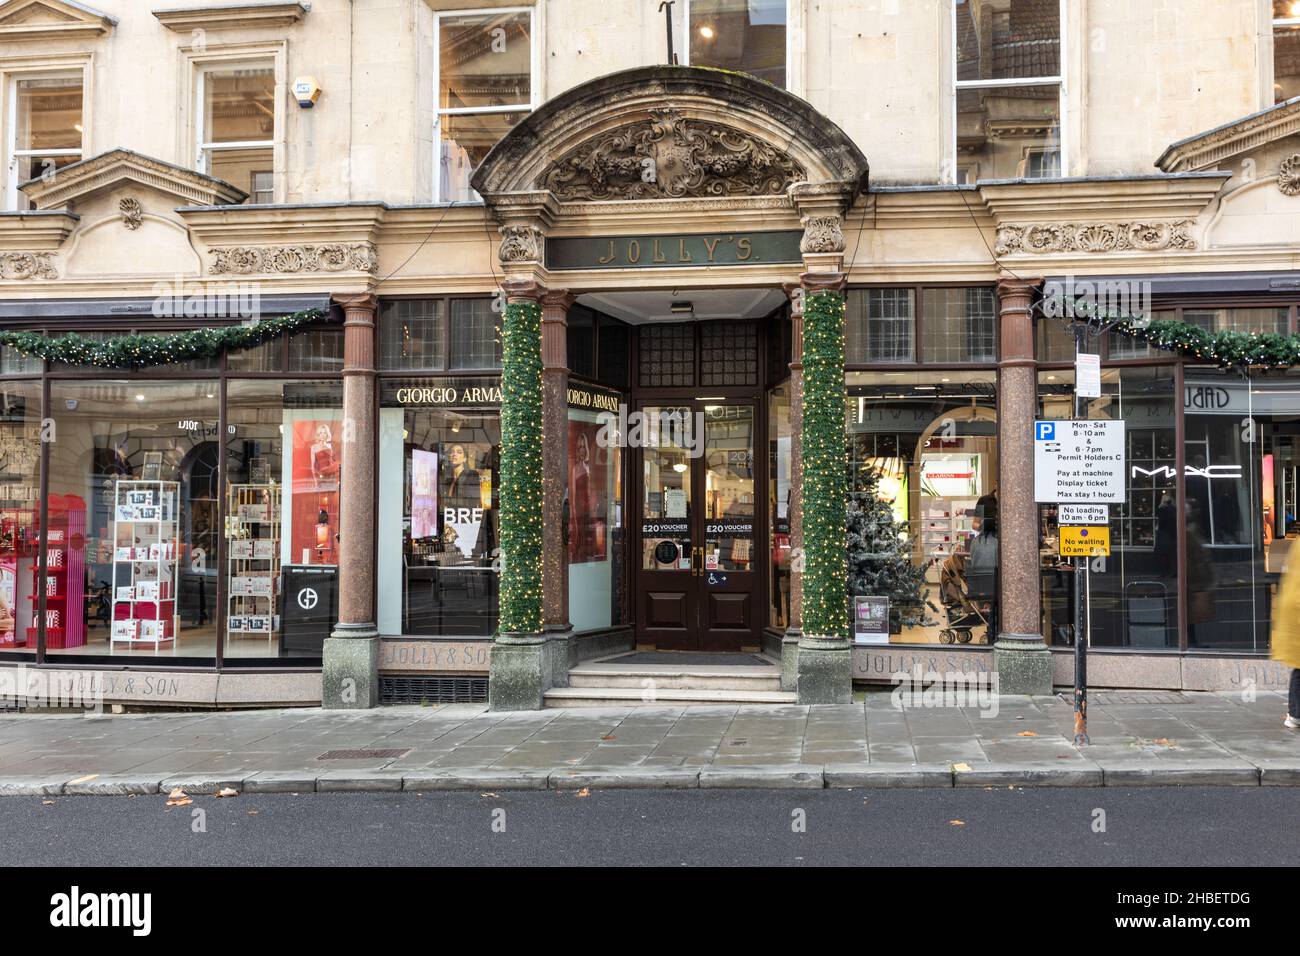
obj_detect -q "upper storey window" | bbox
[687,0,787,89]
[1275,1,1300,103]
[435,7,536,203]
[953,0,1063,182]
[8,73,83,210]
[196,63,275,202]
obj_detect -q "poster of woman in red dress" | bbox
[567,421,607,563]
[291,418,343,564]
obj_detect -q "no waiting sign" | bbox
[1034,420,1126,504]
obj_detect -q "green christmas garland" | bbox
[0,307,327,370]
[801,289,849,640]
[1111,317,1300,369]
[498,298,544,635]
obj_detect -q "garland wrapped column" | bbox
[800,286,849,641]
[499,289,544,635]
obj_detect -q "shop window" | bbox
[922,287,997,363]
[1183,307,1289,336]
[568,404,624,631]
[1107,309,1176,361]
[566,307,596,381]
[688,0,788,89]
[1183,368,1299,652]
[225,380,341,661]
[449,299,502,370]
[435,8,534,202]
[1038,366,1180,649]
[845,289,915,364]
[45,381,221,662]
[844,371,998,645]
[954,0,1063,181]
[0,382,42,658]
[1036,313,1076,363]
[596,317,629,389]
[287,324,344,373]
[0,337,42,375]
[196,62,276,201]
[377,380,502,636]
[380,299,447,371]
[7,73,83,211]
[768,382,793,630]
[700,321,758,387]
[1274,1,1300,103]
[227,338,283,373]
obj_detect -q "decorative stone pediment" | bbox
[20,148,246,212]
[152,2,308,32]
[541,108,806,202]
[472,66,869,202]
[1157,98,1300,173]
[0,0,115,41]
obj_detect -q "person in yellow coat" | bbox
[1271,555,1300,729]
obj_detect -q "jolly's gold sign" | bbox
[547,230,803,271]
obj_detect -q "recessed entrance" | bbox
[582,287,787,652]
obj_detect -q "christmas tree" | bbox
[846,466,934,631]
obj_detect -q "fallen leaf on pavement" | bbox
[575,787,591,798]
[952,762,972,772]
[41,800,55,806]
[1153,738,1177,747]
[949,820,966,827]
[1016,731,1038,737]
[480,792,498,798]
[216,787,239,798]
[247,810,259,816]
[165,795,192,807]
[168,787,187,800]
[602,734,616,741]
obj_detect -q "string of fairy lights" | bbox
[800,289,849,641]
[0,307,327,369]
[498,298,545,635]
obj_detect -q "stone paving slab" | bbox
[0,692,1296,792]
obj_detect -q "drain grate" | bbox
[380,675,488,705]
[1061,691,1188,706]
[317,748,411,760]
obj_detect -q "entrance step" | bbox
[543,685,797,707]
[547,657,792,706]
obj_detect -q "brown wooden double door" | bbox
[634,399,762,651]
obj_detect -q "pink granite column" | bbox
[994,275,1052,695]
[541,289,575,685]
[323,293,380,708]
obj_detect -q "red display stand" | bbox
[26,495,87,649]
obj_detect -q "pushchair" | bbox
[937,551,991,644]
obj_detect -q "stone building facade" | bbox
[0,0,1298,708]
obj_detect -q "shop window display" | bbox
[0,382,42,657]
[225,380,342,660]
[1182,368,1300,652]
[46,381,220,661]
[844,371,998,644]
[377,380,501,636]
[567,400,624,631]
[768,382,792,630]
[1038,366,1180,649]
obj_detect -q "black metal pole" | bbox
[1072,325,1089,746]
[659,1,677,65]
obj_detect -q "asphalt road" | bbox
[2,786,1296,867]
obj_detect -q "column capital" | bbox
[995,274,1042,304]
[799,271,847,293]
[542,288,577,313]
[332,292,378,316]
[501,277,545,303]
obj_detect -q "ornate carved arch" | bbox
[470,66,869,202]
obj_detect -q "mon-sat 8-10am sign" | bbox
[1033,420,1126,504]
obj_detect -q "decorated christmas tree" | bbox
[846,466,933,631]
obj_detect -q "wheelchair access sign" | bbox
[1059,525,1110,557]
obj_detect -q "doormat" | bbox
[606,652,773,667]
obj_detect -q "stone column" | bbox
[323,293,380,709]
[779,282,805,692]
[993,275,1052,695]
[487,275,551,711]
[541,289,576,688]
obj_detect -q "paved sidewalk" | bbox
[1,690,1297,794]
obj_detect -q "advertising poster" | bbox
[854,595,890,645]
[442,441,490,557]
[411,449,439,541]
[290,418,343,565]
[568,419,608,563]
[0,563,14,645]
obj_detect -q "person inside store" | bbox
[1271,543,1300,730]
[966,490,998,638]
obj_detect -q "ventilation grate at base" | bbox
[380,675,488,705]
[317,748,410,760]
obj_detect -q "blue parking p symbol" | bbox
[1036,422,1056,441]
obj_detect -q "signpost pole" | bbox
[1072,328,1090,746]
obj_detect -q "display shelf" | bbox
[110,481,179,651]
[226,483,281,644]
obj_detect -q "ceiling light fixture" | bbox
[670,301,694,315]
[699,25,715,39]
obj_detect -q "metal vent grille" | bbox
[318,748,410,760]
[380,675,488,705]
